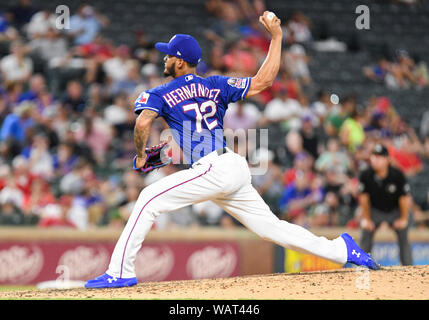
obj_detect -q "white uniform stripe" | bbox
[136,106,160,113]
[241,77,251,100]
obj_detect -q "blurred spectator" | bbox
[324,95,355,137]
[114,186,140,225]
[363,57,392,85]
[224,99,260,131]
[53,142,79,176]
[311,90,336,123]
[0,40,33,84]
[74,110,113,164]
[263,81,302,130]
[412,54,429,88]
[395,49,418,89]
[22,133,53,180]
[110,59,142,96]
[0,176,24,210]
[60,80,87,114]
[282,151,315,187]
[7,0,37,31]
[68,4,109,46]
[284,130,305,165]
[0,101,35,144]
[315,138,353,174]
[363,52,426,90]
[22,177,54,217]
[0,92,9,126]
[388,138,423,178]
[12,155,37,198]
[284,11,312,44]
[59,159,91,196]
[0,11,18,41]
[0,161,39,226]
[38,195,77,228]
[412,189,429,229]
[76,33,114,84]
[299,115,319,160]
[222,40,258,76]
[0,200,24,225]
[132,30,156,65]
[208,44,227,73]
[104,92,134,135]
[18,73,46,103]
[339,107,365,153]
[193,200,224,226]
[279,170,321,227]
[283,44,311,85]
[103,45,133,83]
[249,148,284,215]
[204,1,243,47]
[365,111,392,139]
[26,9,56,39]
[419,108,429,159]
[29,27,68,68]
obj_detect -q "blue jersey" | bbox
[134,73,251,164]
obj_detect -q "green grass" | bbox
[0,286,36,292]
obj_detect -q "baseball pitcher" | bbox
[85,11,379,288]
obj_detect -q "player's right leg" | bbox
[86,151,249,288]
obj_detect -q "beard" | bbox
[164,61,176,77]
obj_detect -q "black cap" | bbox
[372,143,389,156]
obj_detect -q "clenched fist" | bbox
[259,11,282,40]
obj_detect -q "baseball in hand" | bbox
[267,12,276,20]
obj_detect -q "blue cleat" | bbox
[341,233,381,270]
[85,273,138,289]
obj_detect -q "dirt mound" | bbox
[1,265,428,300]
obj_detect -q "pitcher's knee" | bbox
[132,189,164,220]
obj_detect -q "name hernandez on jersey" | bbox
[134,74,251,164]
[163,83,221,108]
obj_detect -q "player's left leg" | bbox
[213,184,348,265]
[214,181,380,269]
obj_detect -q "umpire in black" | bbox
[358,143,413,265]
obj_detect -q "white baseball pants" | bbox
[107,150,348,278]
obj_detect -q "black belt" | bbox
[216,147,228,156]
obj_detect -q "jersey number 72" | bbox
[182,101,218,133]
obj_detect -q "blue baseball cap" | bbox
[155,34,202,65]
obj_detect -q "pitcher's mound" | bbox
[1,265,428,300]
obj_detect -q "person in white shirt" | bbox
[30,27,68,68]
[264,82,302,130]
[284,44,311,85]
[26,9,57,39]
[104,93,132,126]
[0,41,33,83]
[103,45,132,82]
[287,12,312,44]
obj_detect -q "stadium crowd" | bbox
[0,0,428,231]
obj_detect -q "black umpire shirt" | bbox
[358,165,410,212]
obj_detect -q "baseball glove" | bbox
[132,142,171,174]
